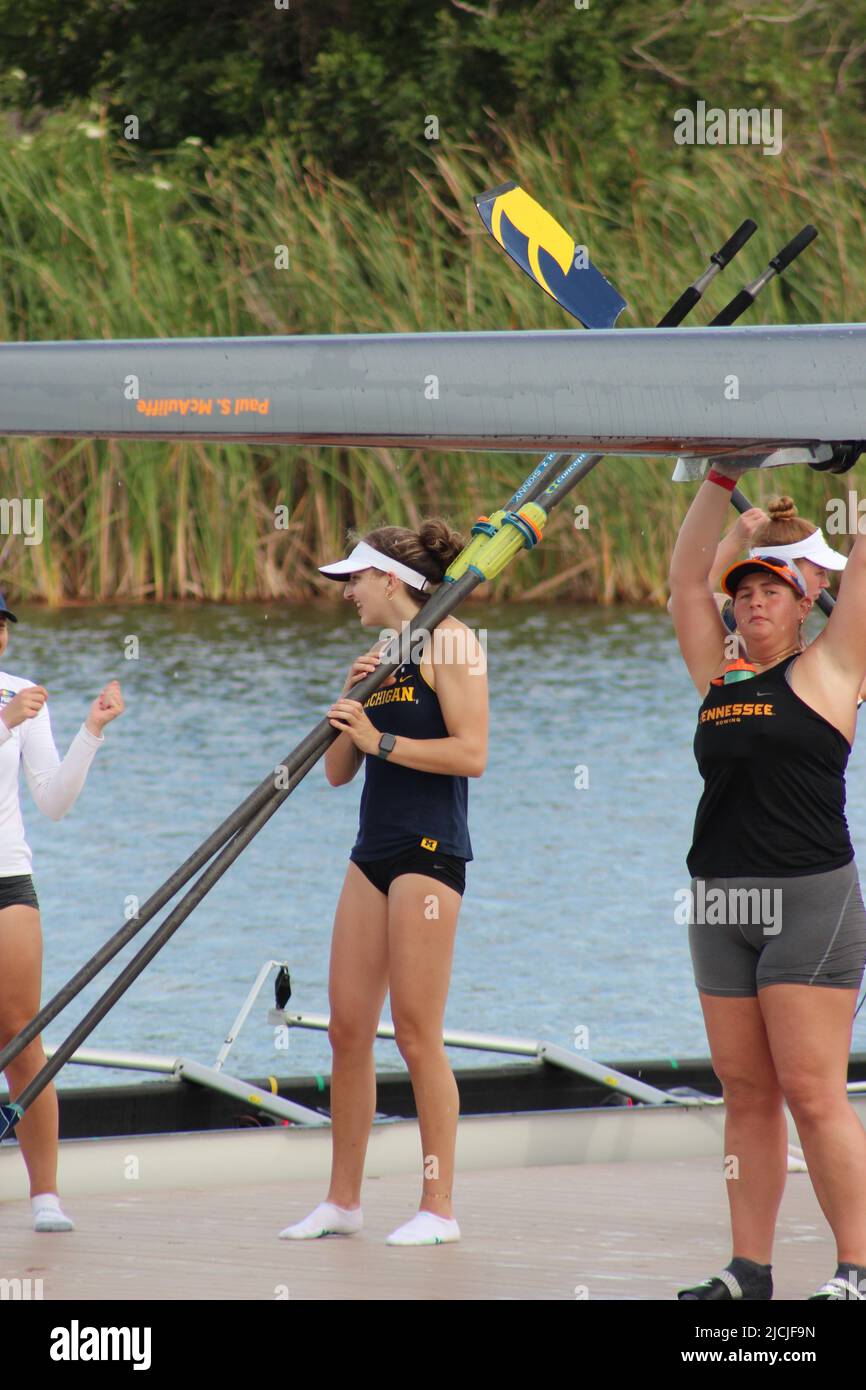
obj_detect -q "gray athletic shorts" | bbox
[688,860,866,996]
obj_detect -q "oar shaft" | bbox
[2,574,492,1123]
[531,226,818,519]
[513,224,760,513]
[0,674,414,1073]
[0,566,486,1084]
[6,742,323,1120]
[0,762,281,1072]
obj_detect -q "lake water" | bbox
[6,600,866,1087]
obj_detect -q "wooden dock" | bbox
[0,1155,836,1301]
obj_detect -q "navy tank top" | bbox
[350,655,473,862]
[688,655,853,878]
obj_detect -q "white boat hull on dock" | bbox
[5,1094,864,1201]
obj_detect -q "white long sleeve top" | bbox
[0,672,104,875]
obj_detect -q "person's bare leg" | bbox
[761,983,866,1264]
[388,873,460,1220]
[325,863,390,1209]
[0,904,60,1197]
[699,992,788,1264]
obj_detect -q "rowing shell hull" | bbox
[0,323,863,454]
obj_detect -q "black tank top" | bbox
[687,655,853,878]
[350,655,473,862]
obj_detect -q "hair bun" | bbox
[767,495,798,523]
[418,518,464,565]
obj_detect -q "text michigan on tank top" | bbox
[688,654,853,879]
[350,653,473,862]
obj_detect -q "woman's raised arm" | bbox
[669,476,739,695]
[809,532,866,694]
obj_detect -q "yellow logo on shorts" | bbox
[420,837,438,851]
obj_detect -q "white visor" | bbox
[749,528,847,572]
[318,540,431,591]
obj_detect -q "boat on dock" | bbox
[3,965,865,1201]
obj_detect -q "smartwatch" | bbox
[377,732,397,760]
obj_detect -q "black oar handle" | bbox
[656,285,701,328]
[770,224,818,274]
[730,485,834,616]
[712,223,819,326]
[710,288,754,327]
[712,218,759,269]
[657,219,758,328]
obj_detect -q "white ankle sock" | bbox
[31,1192,74,1233]
[386,1211,460,1246]
[278,1201,363,1240]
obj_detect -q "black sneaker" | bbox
[679,1272,740,1300]
[808,1276,865,1300]
[678,1269,771,1300]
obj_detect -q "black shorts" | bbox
[0,874,39,911]
[351,846,466,897]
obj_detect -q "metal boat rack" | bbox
[39,958,725,1127]
[41,959,866,1129]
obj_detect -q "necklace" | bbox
[751,642,802,674]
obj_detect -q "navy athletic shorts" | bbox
[351,846,466,898]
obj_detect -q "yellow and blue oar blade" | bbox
[474,181,627,329]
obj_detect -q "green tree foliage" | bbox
[1,0,865,194]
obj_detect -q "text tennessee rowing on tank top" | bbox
[688,654,853,879]
[350,654,473,862]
